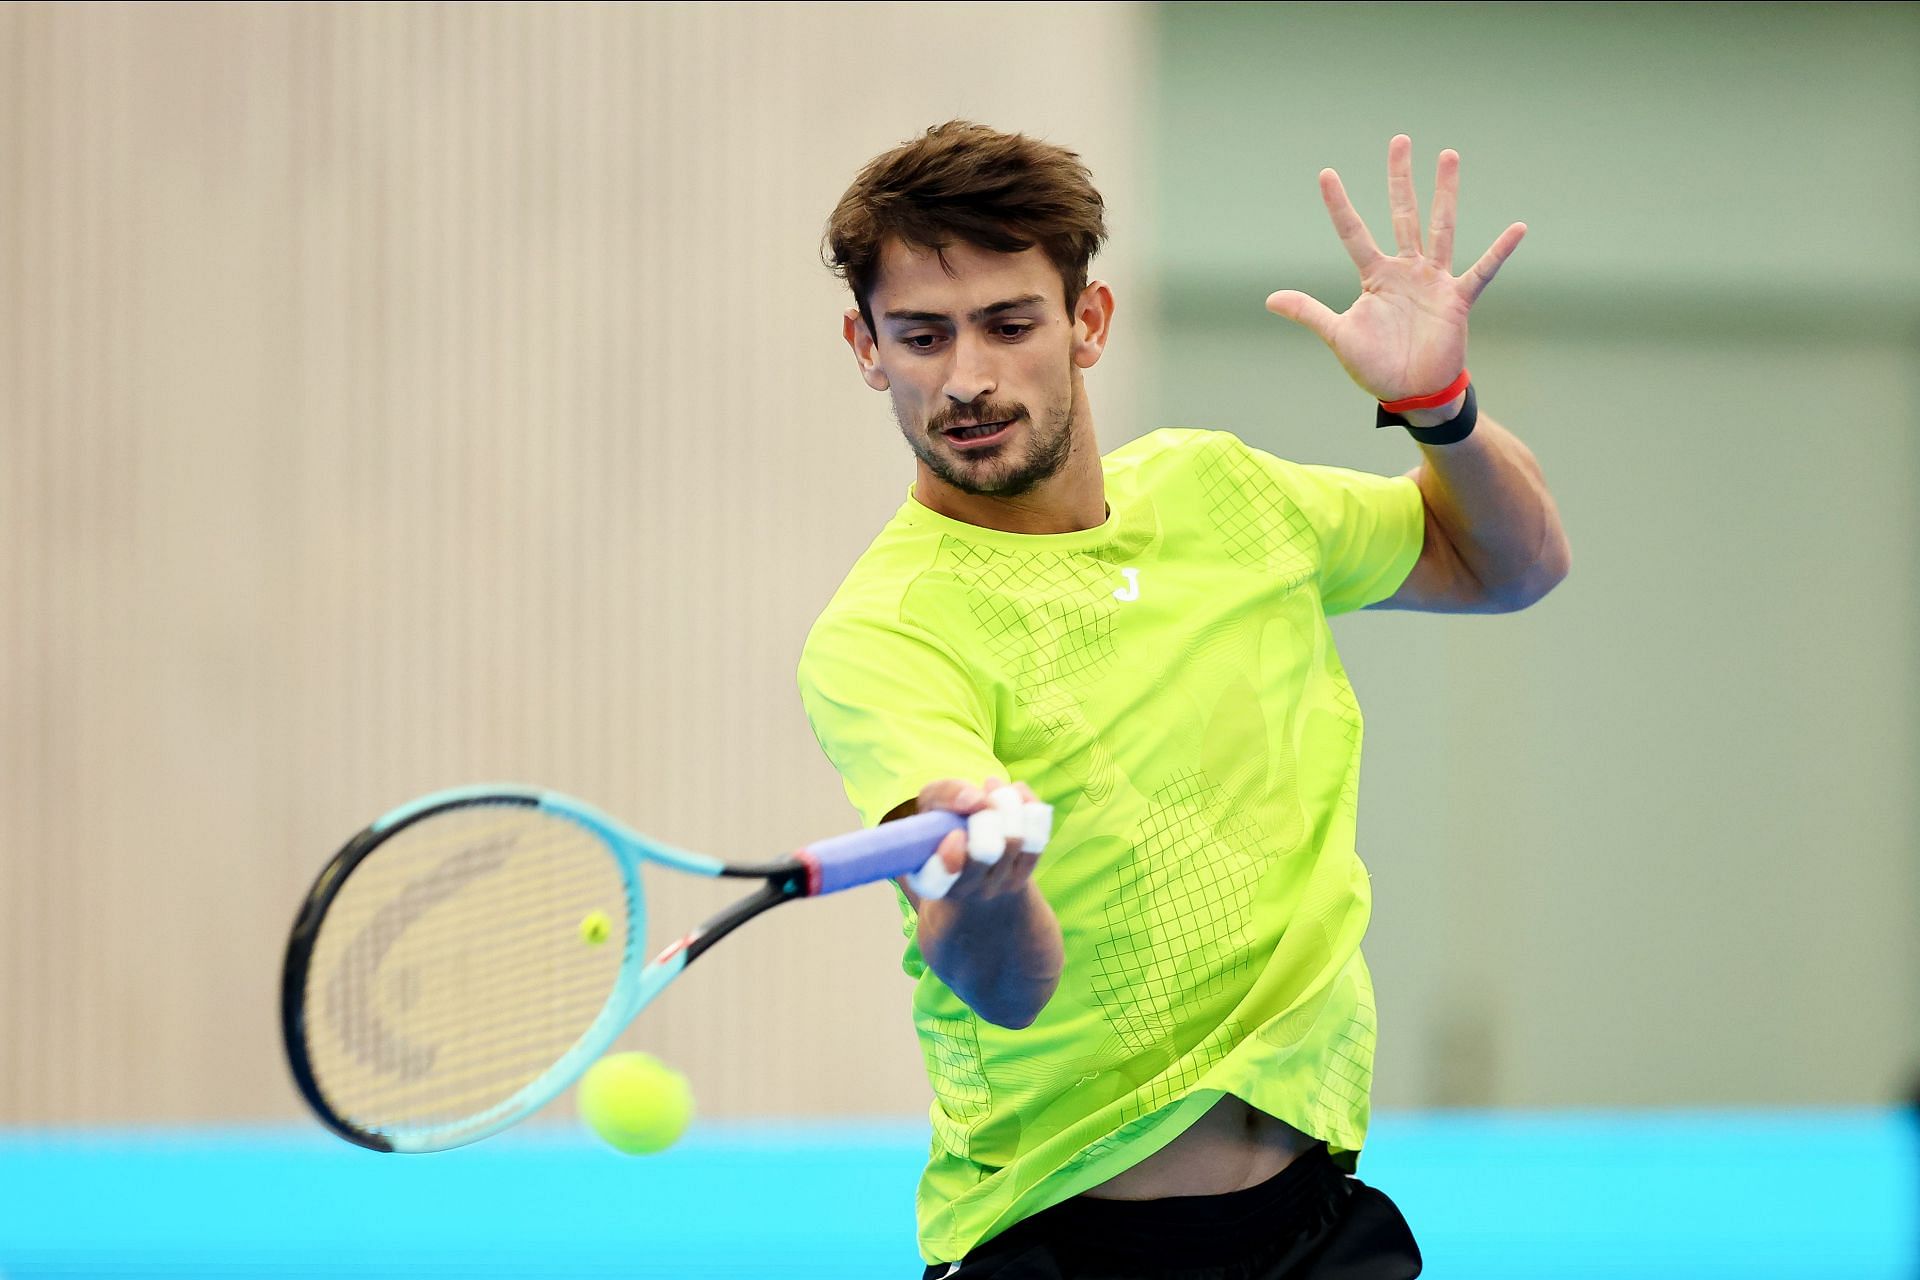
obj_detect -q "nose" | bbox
[941,331,997,408]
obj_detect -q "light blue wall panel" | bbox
[1144,2,1920,1108]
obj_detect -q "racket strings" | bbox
[349,971,633,1090]
[325,869,631,974]
[350,930,625,1030]
[319,834,523,1080]
[303,805,633,1140]
[342,1006,628,1117]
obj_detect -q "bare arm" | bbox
[1401,407,1569,610]
[1368,407,1570,613]
[886,778,1064,1030]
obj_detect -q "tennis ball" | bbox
[579,910,612,945]
[577,1052,693,1155]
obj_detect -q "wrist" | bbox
[1376,380,1478,446]
[1377,368,1469,416]
[920,885,1062,1028]
[1400,393,1468,429]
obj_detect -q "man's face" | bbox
[855,240,1079,499]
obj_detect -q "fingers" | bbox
[1317,168,1383,270]
[915,816,1025,899]
[991,783,1050,856]
[905,777,1008,900]
[1428,148,1460,272]
[1386,133,1422,256]
[1265,290,1340,346]
[917,777,991,816]
[966,781,1032,868]
[981,846,1041,895]
[971,792,1043,890]
[910,774,1053,901]
[936,826,969,876]
[900,824,968,901]
[967,777,1013,864]
[1459,221,1527,303]
[910,813,1033,899]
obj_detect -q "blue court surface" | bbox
[1,1109,1913,1277]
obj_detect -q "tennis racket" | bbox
[279,784,967,1153]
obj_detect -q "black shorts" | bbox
[920,1145,1422,1279]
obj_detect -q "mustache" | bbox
[928,403,1026,433]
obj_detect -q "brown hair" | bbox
[824,121,1108,335]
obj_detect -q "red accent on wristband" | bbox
[1379,369,1470,414]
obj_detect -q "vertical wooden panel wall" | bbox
[0,2,1151,1123]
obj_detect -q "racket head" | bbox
[281,786,669,1153]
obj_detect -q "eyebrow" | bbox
[882,294,1048,325]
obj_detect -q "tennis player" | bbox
[799,123,1568,1279]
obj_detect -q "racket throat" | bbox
[675,878,799,966]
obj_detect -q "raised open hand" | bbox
[1266,135,1525,405]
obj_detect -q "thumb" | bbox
[936,827,970,876]
[1265,290,1339,345]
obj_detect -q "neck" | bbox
[914,385,1106,536]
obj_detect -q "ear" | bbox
[843,307,889,392]
[1069,281,1115,371]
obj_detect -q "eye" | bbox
[902,333,944,351]
[996,324,1034,340]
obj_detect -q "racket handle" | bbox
[800,810,968,895]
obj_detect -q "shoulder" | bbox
[1104,427,1254,476]
[1103,430,1285,522]
[1105,428,1325,518]
[1106,427,1300,493]
[1132,429,1408,518]
[808,506,939,617]
[800,515,956,679]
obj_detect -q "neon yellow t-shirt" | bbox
[797,428,1424,1265]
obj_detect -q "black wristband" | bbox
[1376,380,1477,445]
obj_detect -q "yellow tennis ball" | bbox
[578,911,612,945]
[577,1052,693,1155]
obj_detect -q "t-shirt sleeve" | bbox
[797,613,1005,829]
[1256,452,1426,616]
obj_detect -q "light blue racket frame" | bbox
[283,784,966,1153]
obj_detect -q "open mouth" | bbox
[940,418,1016,448]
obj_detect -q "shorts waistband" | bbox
[973,1143,1350,1267]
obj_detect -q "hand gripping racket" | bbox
[279,785,967,1153]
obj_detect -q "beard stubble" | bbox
[904,385,1076,500]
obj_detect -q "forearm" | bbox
[915,884,1063,1029]
[1407,403,1570,607]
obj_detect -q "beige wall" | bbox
[0,1,1152,1124]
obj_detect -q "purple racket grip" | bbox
[798,810,967,896]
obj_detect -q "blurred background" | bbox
[2,2,1915,1276]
